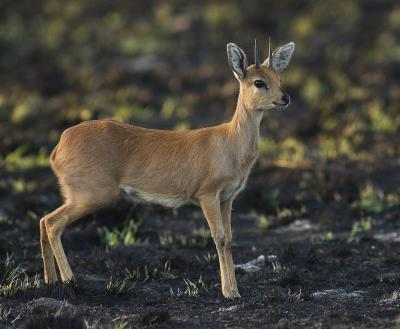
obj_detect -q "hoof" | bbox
[222,289,241,299]
[46,281,77,300]
[44,275,58,286]
[230,290,241,298]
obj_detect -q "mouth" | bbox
[272,101,290,108]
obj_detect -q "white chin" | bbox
[273,103,288,110]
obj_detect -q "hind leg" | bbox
[40,211,60,284]
[44,201,94,282]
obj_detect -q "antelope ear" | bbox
[227,43,248,80]
[263,42,295,72]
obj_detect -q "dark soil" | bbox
[0,162,400,328]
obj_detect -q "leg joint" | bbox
[224,239,232,251]
[213,230,225,248]
[44,214,65,240]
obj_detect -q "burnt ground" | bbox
[1,0,400,328]
[0,161,400,329]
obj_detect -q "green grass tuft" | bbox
[160,227,212,248]
[0,254,41,298]
[100,219,143,248]
[105,277,134,295]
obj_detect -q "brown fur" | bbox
[40,51,291,298]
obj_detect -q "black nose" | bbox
[282,93,290,105]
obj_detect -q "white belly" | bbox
[120,184,190,208]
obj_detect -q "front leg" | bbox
[199,193,234,298]
[220,198,240,298]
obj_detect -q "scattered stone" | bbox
[218,305,242,312]
[27,298,73,314]
[234,255,265,273]
[374,232,400,242]
[285,219,314,232]
[311,289,365,301]
[276,318,290,329]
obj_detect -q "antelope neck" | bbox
[227,90,261,160]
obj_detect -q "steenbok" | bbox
[40,38,295,298]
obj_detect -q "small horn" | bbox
[254,39,260,69]
[268,36,273,68]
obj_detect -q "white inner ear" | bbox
[271,42,295,72]
[229,46,245,78]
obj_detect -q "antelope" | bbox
[39,38,295,299]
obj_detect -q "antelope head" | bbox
[227,38,295,113]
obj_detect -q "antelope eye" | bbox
[254,80,266,88]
